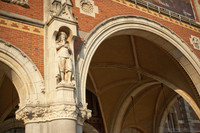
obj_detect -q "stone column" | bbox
[15,1,93,132]
[29,0,92,132]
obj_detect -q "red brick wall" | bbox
[0,26,44,76]
[72,0,200,58]
[0,0,43,21]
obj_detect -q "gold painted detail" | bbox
[112,0,200,33]
[0,17,44,36]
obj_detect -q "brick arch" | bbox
[0,39,44,107]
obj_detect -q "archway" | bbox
[0,39,44,106]
[76,15,200,133]
[0,39,44,131]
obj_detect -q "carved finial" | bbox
[50,0,76,22]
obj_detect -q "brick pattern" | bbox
[0,0,43,21]
[112,0,200,33]
[0,18,44,36]
[72,0,200,58]
[0,26,44,76]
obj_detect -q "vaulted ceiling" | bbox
[86,35,199,133]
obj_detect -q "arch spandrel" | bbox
[0,39,44,106]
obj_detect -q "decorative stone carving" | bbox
[77,103,92,125]
[190,35,200,50]
[16,104,78,123]
[50,0,76,22]
[1,0,29,8]
[75,0,98,17]
[56,31,75,88]
[80,0,93,14]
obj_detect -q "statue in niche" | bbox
[56,31,74,87]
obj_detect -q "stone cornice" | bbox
[0,10,44,28]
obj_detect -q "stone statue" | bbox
[56,31,74,86]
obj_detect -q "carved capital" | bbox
[16,104,78,124]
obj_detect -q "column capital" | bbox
[16,103,78,124]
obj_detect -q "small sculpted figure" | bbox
[56,31,73,86]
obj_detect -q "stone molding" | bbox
[0,17,44,36]
[16,104,78,124]
[0,10,44,27]
[0,39,44,107]
[75,0,98,17]
[1,0,29,8]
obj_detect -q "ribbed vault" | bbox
[86,35,200,133]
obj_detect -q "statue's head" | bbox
[57,31,68,42]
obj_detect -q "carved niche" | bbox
[1,0,29,8]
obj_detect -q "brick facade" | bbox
[0,0,199,133]
[72,0,200,58]
[0,0,43,20]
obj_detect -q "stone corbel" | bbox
[1,0,29,8]
[77,104,92,125]
[16,104,78,124]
